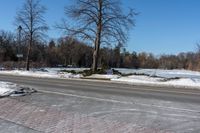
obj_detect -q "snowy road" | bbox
[0,74,200,132]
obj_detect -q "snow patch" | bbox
[0,70,83,79]
[111,75,200,88]
[0,81,36,97]
[115,68,200,79]
[86,74,120,80]
[59,72,83,79]
[0,82,14,96]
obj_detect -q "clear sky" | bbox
[0,0,200,55]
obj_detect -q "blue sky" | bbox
[0,0,200,55]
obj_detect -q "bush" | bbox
[112,69,122,75]
[60,68,122,77]
[80,68,107,76]
[60,70,77,74]
[81,69,93,76]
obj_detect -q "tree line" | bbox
[1,30,200,71]
[1,0,199,71]
[13,0,136,72]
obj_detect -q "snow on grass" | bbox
[111,75,200,88]
[45,67,89,73]
[0,70,59,78]
[115,68,200,79]
[112,69,200,88]
[0,69,83,79]
[59,72,83,78]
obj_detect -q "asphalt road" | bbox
[1,74,200,132]
[1,74,200,103]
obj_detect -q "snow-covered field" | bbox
[1,68,200,88]
[111,74,200,88]
[115,68,200,79]
[0,69,83,79]
[114,68,200,88]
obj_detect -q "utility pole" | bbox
[17,25,23,69]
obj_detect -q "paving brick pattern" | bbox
[0,98,173,133]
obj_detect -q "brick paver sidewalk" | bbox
[0,98,173,133]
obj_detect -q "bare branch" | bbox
[59,0,137,71]
[15,0,48,70]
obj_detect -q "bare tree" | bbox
[16,0,48,70]
[59,0,136,72]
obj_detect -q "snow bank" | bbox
[59,72,83,79]
[115,68,200,79]
[0,70,83,79]
[111,75,200,88]
[0,82,14,96]
[45,68,89,73]
[166,78,200,87]
[0,81,36,97]
[0,70,59,78]
[86,74,120,80]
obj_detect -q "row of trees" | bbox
[1,0,199,71]
[1,30,200,71]
[13,0,136,71]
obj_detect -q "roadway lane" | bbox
[1,74,200,132]
[0,74,200,103]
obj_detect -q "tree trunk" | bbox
[92,48,98,72]
[26,36,32,71]
[26,42,31,71]
[92,0,102,72]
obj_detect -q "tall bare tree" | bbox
[16,0,48,70]
[59,0,136,72]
